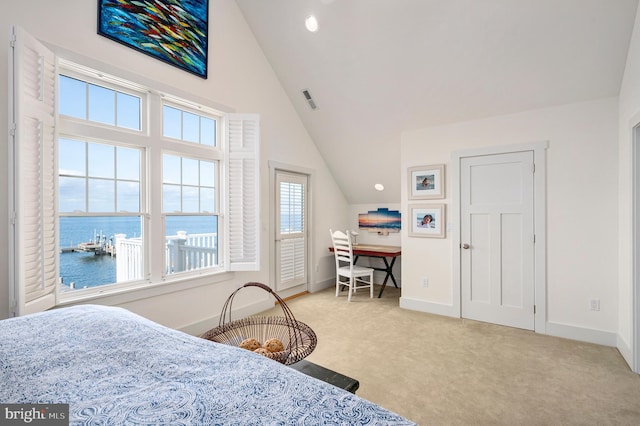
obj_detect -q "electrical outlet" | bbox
[589,299,600,311]
[422,277,429,288]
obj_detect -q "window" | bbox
[162,153,218,275]
[8,26,259,315]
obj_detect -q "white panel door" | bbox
[275,171,308,292]
[460,151,535,330]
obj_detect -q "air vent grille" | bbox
[302,89,318,110]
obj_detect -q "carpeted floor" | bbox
[260,285,640,425]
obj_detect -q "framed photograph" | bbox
[409,204,446,238]
[408,164,445,199]
[98,0,209,79]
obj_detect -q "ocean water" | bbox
[59,216,216,290]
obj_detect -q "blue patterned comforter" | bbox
[0,305,415,425]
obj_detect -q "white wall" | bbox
[0,0,348,329]
[400,97,620,344]
[617,5,640,369]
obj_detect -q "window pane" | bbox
[88,143,115,178]
[163,105,181,139]
[164,215,218,275]
[59,177,86,213]
[88,84,115,125]
[117,92,141,130]
[183,111,199,143]
[88,179,115,212]
[59,216,143,291]
[182,186,199,212]
[200,117,216,147]
[117,146,140,181]
[59,75,86,119]
[117,181,140,212]
[59,138,86,176]
[163,184,181,212]
[200,160,215,187]
[163,154,181,184]
[182,158,199,186]
[201,188,215,212]
[280,182,304,233]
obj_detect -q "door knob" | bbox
[461,243,470,249]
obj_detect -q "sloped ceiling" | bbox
[235,0,638,203]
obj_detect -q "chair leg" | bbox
[347,277,353,302]
[335,276,340,297]
[369,272,374,298]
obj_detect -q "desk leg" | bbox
[377,256,398,298]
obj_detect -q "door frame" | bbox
[632,122,640,373]
[451,141,547,332]
[268,161,315,297]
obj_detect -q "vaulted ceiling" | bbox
[235,0,638,203]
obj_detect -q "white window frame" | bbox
[8,25,260,316]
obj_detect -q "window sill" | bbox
[56,270,235,308]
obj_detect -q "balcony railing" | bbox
[115,231,217,282]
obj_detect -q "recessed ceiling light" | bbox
[374,184,384,191]
[305,15,319,32]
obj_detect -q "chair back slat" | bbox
[330,229,354,268]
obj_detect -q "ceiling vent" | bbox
[302,89,318,110]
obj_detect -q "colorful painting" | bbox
[358,208,401,234]
[98,0,208,78]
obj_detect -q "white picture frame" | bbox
[408,164,445,200]
[409,204,446,238]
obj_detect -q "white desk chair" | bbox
[329,229,374,301]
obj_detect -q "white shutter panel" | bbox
[9,26,58,316]
[278,237,306,286]
[225,114,260,271]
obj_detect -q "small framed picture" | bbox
[408,164,445,199]
[409,204,446,238]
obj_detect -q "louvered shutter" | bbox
[9,26,58,315]
[225,114,260,271]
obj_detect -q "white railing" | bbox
[115,234,142,282]
[116,231,217,282]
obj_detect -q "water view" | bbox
[59,216,216,290]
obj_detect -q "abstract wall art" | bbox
[98,0,209,78]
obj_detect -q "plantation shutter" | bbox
[225,114,260,271]
[8,26,58,316]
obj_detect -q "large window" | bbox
[8,26,260,315]
[57,71,224,293]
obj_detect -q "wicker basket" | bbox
[201,282,317,365]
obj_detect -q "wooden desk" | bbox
[329,244,401,298]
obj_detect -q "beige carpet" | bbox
[260,285,640,425]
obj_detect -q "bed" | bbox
[0,305,415,425]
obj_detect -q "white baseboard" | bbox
[399,296,458,318]
[179,299,274,336]
[399,297,621,349]
[617,334,634,371]
[545,321,617,347]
